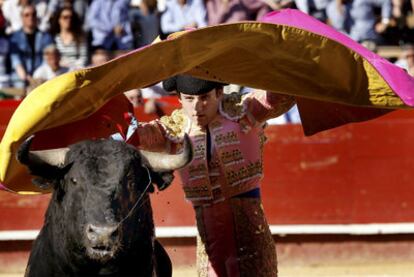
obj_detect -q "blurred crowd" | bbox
[0,0,413,116]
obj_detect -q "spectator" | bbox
[141,82,169,98]
[395,44,414,76]
[261,0,294,11]
[388,0,414,44]
[0,2,10,88]
[48,0,89,24]
[35,0,49,32]
[32,44,69,81]
[326,0,393,46]
[141,82,170,117]
[10,4,53,88]
[205,0,270,25]
[267,104,301,124]
[392,0,404,18]
[86,0,133,51]
[157,0,167,11]
[391,0,414,19]
[294,0,330,22]
[112,48,131,58]
[143,97,165,117]
[49,6,87,69]
[2,0,49,34]
[124,88,143,108]
[90,48,111,66]
[2,0,29,34]
[160,0,207,35]
[124,87,165,117]
[129,0,160,47]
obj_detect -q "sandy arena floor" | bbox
[175,263,414,277]
[2,262,414,277]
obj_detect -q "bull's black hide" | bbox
[18,139,185,277]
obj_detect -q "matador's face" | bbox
[179,89,223,128]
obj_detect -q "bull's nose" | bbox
[86,224,118,244]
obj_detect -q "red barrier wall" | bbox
[0,101,413,228]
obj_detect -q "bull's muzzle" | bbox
[85,224,119,261]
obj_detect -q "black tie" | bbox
[206,127,212,163]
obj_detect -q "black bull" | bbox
[17,136,193,277]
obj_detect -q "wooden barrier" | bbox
[376,45,404,59]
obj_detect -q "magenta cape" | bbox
[260,10,413,134]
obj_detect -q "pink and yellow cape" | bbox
[1,9,413,193]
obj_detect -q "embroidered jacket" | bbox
[131,90,295,206]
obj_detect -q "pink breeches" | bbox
[195,197,277,277]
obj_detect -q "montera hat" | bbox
[162,75,226,95]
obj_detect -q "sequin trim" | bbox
[219,92,247,121]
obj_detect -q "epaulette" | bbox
[219,92,247,121]
[159,109,189,143]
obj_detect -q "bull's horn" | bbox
[17,136,69,168]
[139,134,193,172]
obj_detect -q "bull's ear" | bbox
[150,171,175,191]
[31,177,56,190]
[32,177,68,202]
[30,163,72,191]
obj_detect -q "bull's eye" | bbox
[70,177,78,185]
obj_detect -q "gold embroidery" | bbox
[214,131,239,146]
[226,161,263,186]
[221,149,244,165]
[159,109,188,142]
[193,143,206,159]
[220,92,245,120]
[209,120,223,131]
[181,115,265,203]
[183,184,211,199]
[209,158,220,169]
[189,164,208,177]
